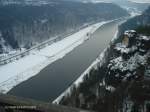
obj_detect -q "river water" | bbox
[8,19,122,102]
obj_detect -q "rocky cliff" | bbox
[57,28,150,112]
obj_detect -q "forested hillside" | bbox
[56,7,150,112]
[119,6,150,35]
[0,1,128,53]
[58,29,150,112]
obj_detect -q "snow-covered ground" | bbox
[82,0,111,3]
[0,0,56,6]
[80,0,150,4]
[0,21,108,94]
[128,0,150,3]
[53,20,120,104]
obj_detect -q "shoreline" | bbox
[0,21,109,94]
[52,19,125,104]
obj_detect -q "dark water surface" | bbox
[9,20,122,102]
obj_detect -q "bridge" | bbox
[0,94,93,112]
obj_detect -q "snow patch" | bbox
[0,21,107,94]
[109,53,148,72]
[115,43,137,54]
[128,0,150,3]
[106,85,116,92]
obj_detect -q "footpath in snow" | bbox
[0,21,108,94]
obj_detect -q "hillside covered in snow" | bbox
[54,7,150,111]
[0,21,108,94]
[119,6,150,35]
[55,29,150,112]
[0,0,128,55]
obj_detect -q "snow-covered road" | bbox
[0,21,107,93]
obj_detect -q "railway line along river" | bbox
[8,19,125,102]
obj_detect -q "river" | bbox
[8,19,123,102]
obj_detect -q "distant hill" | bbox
[118,6,150,36]
[0,1,128,53]
[136,25,150,36]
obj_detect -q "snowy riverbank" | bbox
[0,21,109,94]
[53,20,121,104]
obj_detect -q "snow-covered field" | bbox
[81,0,150,4]
[0,21,108,94]
[128,0,150,3]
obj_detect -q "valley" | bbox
[0,1,149,112]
